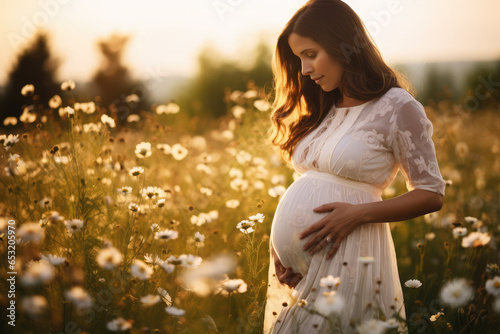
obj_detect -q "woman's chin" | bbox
[320,85,335,92]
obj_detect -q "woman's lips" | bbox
[313,76,324,84]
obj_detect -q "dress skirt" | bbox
[263,170,406,333]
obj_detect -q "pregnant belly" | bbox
[270,171,381,276]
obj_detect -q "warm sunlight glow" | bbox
[0,0,499,84]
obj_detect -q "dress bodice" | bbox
[291,87,446,196]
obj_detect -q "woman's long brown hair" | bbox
[268,0,415,162]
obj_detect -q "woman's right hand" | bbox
[272,247,303,288]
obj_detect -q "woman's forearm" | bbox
[358,189,444,225]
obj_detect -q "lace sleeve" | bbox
[390,100,446,196]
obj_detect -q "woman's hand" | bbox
[299,190,444,260]
[272,247,303,288]
[299,202,364,260]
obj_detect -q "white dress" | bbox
[263,87,446,333]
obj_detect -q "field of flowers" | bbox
[0,81,499,334]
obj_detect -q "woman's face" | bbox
[287,32,344,92]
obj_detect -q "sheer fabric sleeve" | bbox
[390,100,446,196]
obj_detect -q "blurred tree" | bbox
[247,39,273,89]
[90,34,145,124]
[175,38,273,120]
[420,64,456,106]
[0,30,60,121]
[462,60,500,112]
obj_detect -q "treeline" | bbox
[1,30,499,128]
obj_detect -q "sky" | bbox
[1,0,499,85]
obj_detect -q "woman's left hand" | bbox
[299,202,365,260]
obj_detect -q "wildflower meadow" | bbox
[0,81,499,333]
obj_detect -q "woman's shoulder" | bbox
[382,87,417,106]
[369,87,423,118]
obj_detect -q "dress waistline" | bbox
[300,170,383,197]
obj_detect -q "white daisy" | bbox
[218,278,248,296]
[45,211,64,223]
[2,134,19,150]
[156,198,166,208]
[156,103,180,115]
[229,168,243,179]
[117,186,132,195]
[230,178,249,191]
[485,276,500,297]
[315,291,344,316]
[171,143,188,160]
[253,99,271,112]
[268,185,286,198]
[180,254,202,268]
[125,94,140,104]
[140,294,160,307]
[243,89,258,99]
[61,80,75,91]
[21,295,48,317]
[494,297,500,314]
[64,106,75,118]
[101,114,116,128]
[430,311,444,322]
[200,187,213,196]
[156,143,172,154]
[20,260,55,287]
[194,231,205,243]
[356,319,387,334]
[225,199,240,208]
[129,167,144,176]
[130,259,153,280]
[38,197,52,209]
[248,213,265,223]
[236,150,252,165]
[165,306,185,316]
[461,232,491,248]
[358,256,375,265]
[106,317,132,331]
[155,229,179,241]
[425,232,436,241]
[319,275,341,289]
[64,286,93,309]
[384,318,399,329]
[135,142,152,159]
[231,105,246,119]
[166,255,185,266]
[439,278,474,307]
[236,220,255,234]
[144,253,164,265]
[452,227,468,238]
[64,219,84,233]
[161,262,175,274]
[21,84,35,96]
[405,279,422,288]
[18,222,45,243]
[41,254,66,266]
[3,117,18,126]
[127,114,140,122]
[54,156,70,164]
[464,216,480,228]
[96,247,123,270]
[141,186,160,200]
[128,203,139,212]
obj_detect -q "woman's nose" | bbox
[301,61,313,76]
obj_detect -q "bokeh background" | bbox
[1,0,499,121]
[1,1,500,333]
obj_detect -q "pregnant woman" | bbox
[263,1,446,333]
